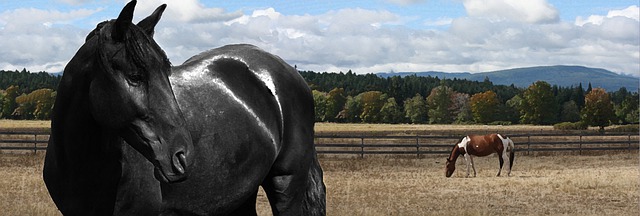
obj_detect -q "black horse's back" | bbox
[167,44,325,215]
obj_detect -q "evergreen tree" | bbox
[426,84,454,124]
[520,81,558,125]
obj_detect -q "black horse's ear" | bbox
[137,4,167,37]
[113,0,137,42]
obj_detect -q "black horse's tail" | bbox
[302,154,326,216]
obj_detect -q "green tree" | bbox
[380,97,403,123]
[403,94,427,124]
[325,88,346,122]
[581,88,615,131]
[506,95,523,124]
[614,93,639,124]
[2,85,19,119]
[520,81,558,125]
[426,85,454,124]
[470,90,500,124]
[560,101,581,122]
[312,90,327,122]
[339,95,363,123]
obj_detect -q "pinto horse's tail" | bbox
[302,154,326,216]
[508,138,515,171]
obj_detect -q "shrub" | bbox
[553,122,588,130]
[488,121,512,126]
[606,124,639,133]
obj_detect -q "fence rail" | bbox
[1,131,638,156]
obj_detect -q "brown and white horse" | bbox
[445,134,515,178]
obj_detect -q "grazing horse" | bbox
[445,134,515,178]
[43,1,326,215]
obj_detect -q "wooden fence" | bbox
[314,133,639,157]
[1,131,638,156]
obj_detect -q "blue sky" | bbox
[0,0,638,78]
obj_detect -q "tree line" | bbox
[0,69,637,130]
[302,70,638,130]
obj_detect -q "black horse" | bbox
[43,1,325,215]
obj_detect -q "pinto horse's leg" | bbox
[469,155,477,177]
[464,153,476,177]
[497,153,504,177]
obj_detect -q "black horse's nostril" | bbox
[172,151,187,175]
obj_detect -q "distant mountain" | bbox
[377,65,639,91]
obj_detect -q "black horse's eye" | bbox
[127,73,145,85]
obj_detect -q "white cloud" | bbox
[0,7,101,72]
[575,5,639,26]
[135,0,242,24]
[463,0,559,24]
[385,0,426,6]
[0,1,638,78]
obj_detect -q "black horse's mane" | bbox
[88,20,171,78]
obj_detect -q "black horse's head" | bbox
[75,0,192,183]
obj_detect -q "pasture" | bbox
[2,152,638,215]
[0,122,638,215]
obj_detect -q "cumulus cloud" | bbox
[575,5,639,26]
[0,7,101,72]
[135,0,242,24]
[0,1,638,78]
[463,0,559,24]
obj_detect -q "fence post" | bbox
[360,136,364,158]
[527,135,531,155]
[416,135,420,158]
[579,135,582,155]
[34,134,38,154]
[629,134,632,152]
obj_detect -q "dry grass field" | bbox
[1,153,638,215]
[1,121,638,215]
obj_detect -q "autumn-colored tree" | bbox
[325,88,346,122]
[14,88,56,120]
[403,94,427,124]
[360,91,386,123]
[1,85,19,119]
[520,81,557,125]
[470,90,500,124]
[581,88,615,130]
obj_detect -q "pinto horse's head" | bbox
[445,158,455,178]
[79,0,192,183]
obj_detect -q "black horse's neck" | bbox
[44,65,124,215]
